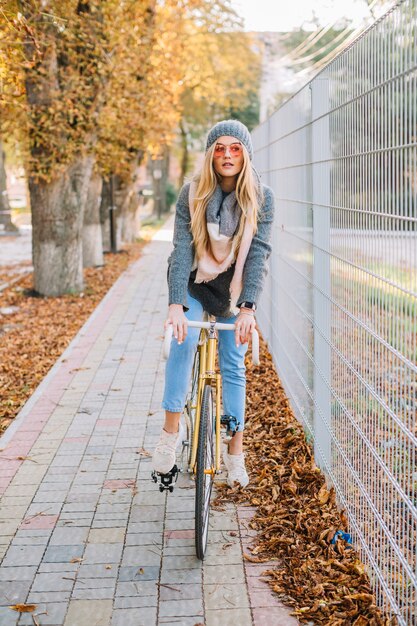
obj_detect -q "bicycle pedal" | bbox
[220,415,239,438]
[151,465,179,493]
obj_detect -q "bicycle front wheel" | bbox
[195,383,215,560]
[183,348,199,468]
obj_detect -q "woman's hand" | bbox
[165,304,188,344]
[235,308,256,346]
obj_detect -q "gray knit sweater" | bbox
[168,182,275,318]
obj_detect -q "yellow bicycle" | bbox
[160,317,259,559]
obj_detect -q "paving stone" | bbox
[164,519,195,531]
[205,608,253,626]
[88,528,125,543]
[162,545,196,557]
[2,485,37,498]
[125,532,162,546]
[118,566,160,582]
[115,581,158,597]
[161,555,201,570]
[204,545,243,566]
[127,521,164,533]
[43,544,84,563]
[82,543,123,564]
[129,506,165,523]
[49,527,89,545]
[111,607,157,626]
[91,520,127,529]
[71,585,115,600]
[159,582,202,602]
[17,602,68,626]
[77,564,117,579]
[0,566,36,581]
[113,595,158,609]
[204,583,250,610]
[121,546,161,567]
[2,545,45,567]
[0,606,18,626]
[133,492,165,506]
[31,572,75,592]
[64,599,112,626]
[14,529,51,539]
[27,590,72,604]
[65,493,100,504]
[204,564,245,585]
[159,598,204,618]
[248,588,286,608]
[0,581,32,605]
[73,472,106,485]
[32,491,67,504]
[158,618,206,626]
[160,568,202,584]
[73,578,115,592]
[37,563,78,573]
[252,606,299,624]
[207,513,238,531]
[92,513,129,522]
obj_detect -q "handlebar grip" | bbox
[163,325,173,360]
[251,328,260,366]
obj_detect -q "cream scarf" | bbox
[188,181,254,315]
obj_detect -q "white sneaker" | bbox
[152,423,185,474]
[223,447,249,488]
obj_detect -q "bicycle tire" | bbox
[195,383,215,560]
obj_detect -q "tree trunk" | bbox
[30,155,94,296]
[83,172,103,267]
[120,184,140,243]
[0,140,18,233]
[119,153,144,242]
[99,179,112,252]
[179,120,189,188]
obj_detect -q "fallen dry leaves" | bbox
[8,604,36,613]
[0,244,145,435]
[214,337,396,626]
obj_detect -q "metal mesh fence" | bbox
[253,1,417,623]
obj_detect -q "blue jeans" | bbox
[162,293,248,431]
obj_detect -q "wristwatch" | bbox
[239,301,256,311]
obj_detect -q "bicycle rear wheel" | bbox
[195,383,215,560]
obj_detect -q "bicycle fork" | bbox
[190,328,222,476]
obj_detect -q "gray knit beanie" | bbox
[205,119,253,160]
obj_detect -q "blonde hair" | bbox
[190,144,263,262]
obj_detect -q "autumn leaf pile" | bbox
[215,340,396,626]
[0,244,144,434]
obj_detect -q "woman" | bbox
[152,119,275,487]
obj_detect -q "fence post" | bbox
[310,77,331,471]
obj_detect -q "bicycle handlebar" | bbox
[163,321,260,366]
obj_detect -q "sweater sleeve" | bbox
[168,183,194,308]
[238,185,275,306]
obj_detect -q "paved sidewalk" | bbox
[0,218,298,626]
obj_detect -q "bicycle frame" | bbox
[189,322,222,476]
